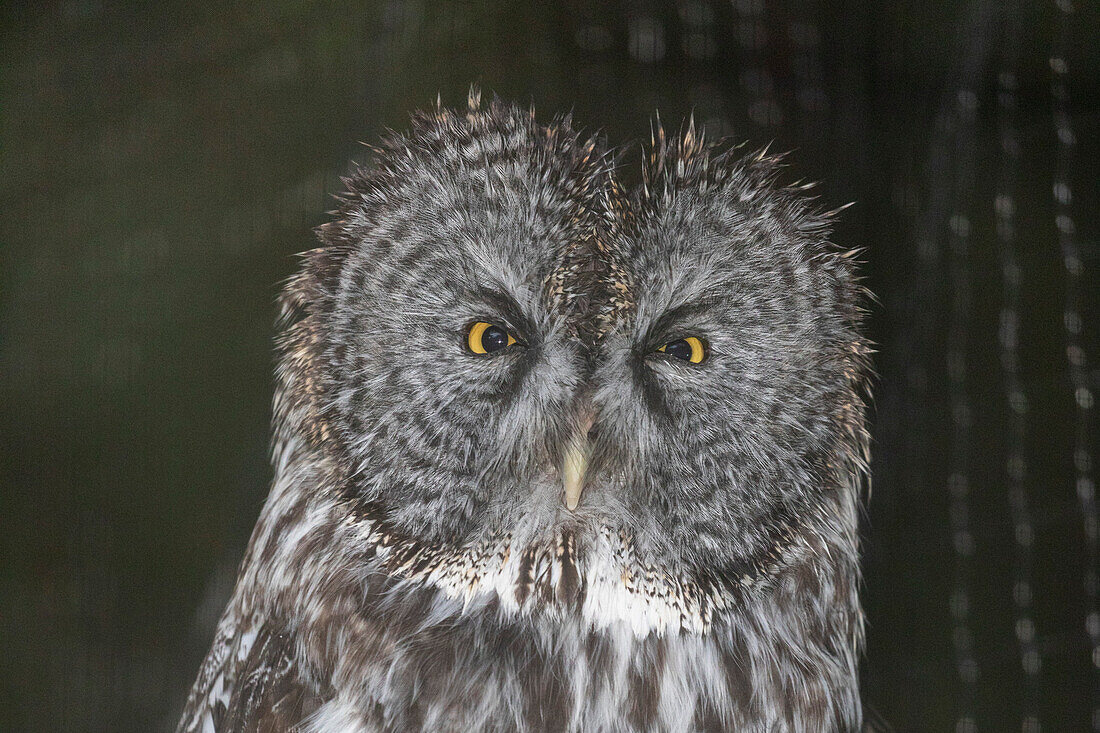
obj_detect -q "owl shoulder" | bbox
[176,615,325,733]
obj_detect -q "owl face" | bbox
[305,99,866,597]
[597,137,867,581]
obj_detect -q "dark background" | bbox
[2,0,1097,730]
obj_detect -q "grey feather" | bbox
[180,94,871,733]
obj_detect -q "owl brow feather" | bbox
[637,296,728,346]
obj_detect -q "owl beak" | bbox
[562,412,595,512]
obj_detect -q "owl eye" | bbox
[657,336,707,364]
[467,321,518,355]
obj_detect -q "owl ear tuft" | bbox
[641,114,717,203]
[683,112,701,151]
[467,84,482,113]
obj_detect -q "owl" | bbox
[178,91,871,732]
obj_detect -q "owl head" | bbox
[273,92,869,626]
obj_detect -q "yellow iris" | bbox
[657,336,707,364]
[467,321,518,354]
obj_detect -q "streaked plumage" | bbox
[179,91,871,732]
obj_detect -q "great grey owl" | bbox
[179,91,871,732]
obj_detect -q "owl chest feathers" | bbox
[299,622,743,733]
[194,470,861,732]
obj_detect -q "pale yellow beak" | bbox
[562,413,595,511]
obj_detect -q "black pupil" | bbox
[481,325,510,353]
[665,339,694,361]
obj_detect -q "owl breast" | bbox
[222,469,855,733]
